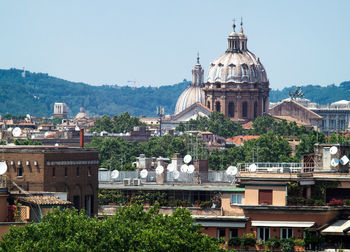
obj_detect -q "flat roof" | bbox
[99,183,245,192]
[0,145,98,153]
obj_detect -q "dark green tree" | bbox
[0,206,224,252]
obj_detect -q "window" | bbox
[254,101,258,118]
[52,167,56,177]
[281,228,293,239]
[17,167,23,177]
[259,190,273,205]
[242,101,248,118]
[228,102,235,117]
[207,101,211,109]
[217,228,226,239]
[215,101,221,112]
[88,167,91,176]
[231,194,242,204]
[230,228,238,238]
[64,167,68,177]
[76,167,80,177]
[258,227,270,241]
[73,195,80,210]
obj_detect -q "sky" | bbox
[1,0,349,90]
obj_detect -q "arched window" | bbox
[228,102,235,117]
[207,101,211,109]
[242,102,248,118]
[215,101,221,112]
[241,64,248,77]
[254,101,258,118]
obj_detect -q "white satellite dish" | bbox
[187,164,195,174]
[26,114,31,119]
[331,158,339,167]
[12,127,22,137]
[173,170,180,179]
[155,165,164,175]
[330,146,338,155]
[180,164,188,173]
[0,162,8,175]
[226,166,238,176]
[75,126,80,131]
[183,155,192,164]
[340,155,349,165]
[249,163,257,172]
[140,169,148,178]
[167,163,175,172]
[111,170,119,179]
[7,127,13,132]
[54,143,59,147]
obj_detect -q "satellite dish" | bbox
[187,164,195,174]
[155,165,164,175]
[7,127,13,132]
[180,164,188,173]
[249,163,257,172]
[330,146,338,155]
[111,170,119,179]
[54,143,59,147]
[12,127,22,137]
[167,163,175,172]
[140,169,148,178]
[173,170,180,179]
[0,162,8,175]
[184,155,192,164]
[226,166,238,176]
[26,114,31,119]
[331,158,339,167]
[340,155,349,165]
[75,126,80,131]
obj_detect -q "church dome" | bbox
[174,55,205,115]
[207,22,268,84]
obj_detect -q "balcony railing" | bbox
[238,162,314,174]
[99,170,235,184]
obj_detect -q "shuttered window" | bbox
[259,190,272,205]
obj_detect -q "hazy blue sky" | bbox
[1,0,349,89]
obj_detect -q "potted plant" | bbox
[228,237,241,247]
[194,200,201,207]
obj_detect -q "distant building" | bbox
[53,102,69,119]
[270,98,350,134]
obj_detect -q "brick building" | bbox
[1,146,98,216]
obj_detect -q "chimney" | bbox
[80,129,84,148]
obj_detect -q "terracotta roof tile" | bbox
[18,196,72,205]
[226,135,260,145]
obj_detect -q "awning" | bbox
[196,221,246,228]
[251,221,315,228]
[321,220,350,236]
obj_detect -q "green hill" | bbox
[0,68,349,117]
[0,68,188,117]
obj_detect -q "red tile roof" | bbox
[226,135,260,145]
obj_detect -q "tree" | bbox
[14,139,42,145]
[176,111,243,138]
[0,206,224,252]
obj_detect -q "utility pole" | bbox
[156,106,164,137]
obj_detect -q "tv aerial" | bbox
[180,164,188,173]
[226,166,238,176]
[155,165,164,175]
[167,163,175,172]
[12,127,22,137]
[0,162,8,175]
[330,146,338,155]
[184,155,192,164]
[187,164,195,174]
[248,163,257,172]
[140,169,148,178]
[111,170,119,179]
[331,158,339,167]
